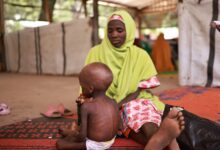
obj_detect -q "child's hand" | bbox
[76,94,93,105]
[76,94,86,105]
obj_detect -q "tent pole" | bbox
[138,14,142,39]
[92,0,100,46]
[135,10,142,39]
[82,0,88,17]
[0,0,6,71]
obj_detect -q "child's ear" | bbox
[89,86,94,94]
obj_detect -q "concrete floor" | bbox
[0,73,179,127]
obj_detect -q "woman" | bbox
[84,10,220,150]
[85,10,167,145]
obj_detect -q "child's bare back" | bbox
[82,96,119,141]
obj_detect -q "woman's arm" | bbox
[118,88,155,109]
[118,76,159,108]
[118,88,141,108]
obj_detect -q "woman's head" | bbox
[79,62,113,97]
[104,10,136,50]
[107,16,126,48]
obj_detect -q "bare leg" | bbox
[165,139,180,150]
[129,122,158,145]
[56,136,86,150]
[144,109,185,150]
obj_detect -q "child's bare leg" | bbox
[59,121,79,137]
[144,109,185,150]
[56,137,86,150]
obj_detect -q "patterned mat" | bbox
[0,117,142,150]
[0,86,219,149]
[158,86,220,122]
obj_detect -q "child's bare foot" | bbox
[144,109,185,150]
[70,121,80,131]
[59,121,79,137]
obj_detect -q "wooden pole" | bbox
[82,0,88,17]
[39,0,56,22]
[92,0,100,46]
[136,11,142,39]
[44,0,51,22]
[0,0,6,71]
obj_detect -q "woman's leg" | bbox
[129,122,158,145]
[144,109,184,150]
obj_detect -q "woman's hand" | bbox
[211,21,220,32]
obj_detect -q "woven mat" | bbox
[1,86,219,149]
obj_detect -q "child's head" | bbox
[79,62,113,97]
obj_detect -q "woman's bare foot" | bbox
[144,109,185,150]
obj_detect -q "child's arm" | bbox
[74,103,89,142]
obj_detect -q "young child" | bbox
[56,62,120,150]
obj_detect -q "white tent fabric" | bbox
[178,0,220,87]
[40,22,64,74]
[100,0,177,10]
[101,0,157,9]
[5,31,21,73]
[4,19,92,75]
[19,29,37,74]
[65,20,92,75]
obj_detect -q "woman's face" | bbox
[107,20,126,48]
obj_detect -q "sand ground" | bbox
[0,73,179,127]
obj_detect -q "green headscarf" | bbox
[85,10,164,111]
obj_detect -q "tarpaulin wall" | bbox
[4,19,91,75]
[178,0,220,87]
